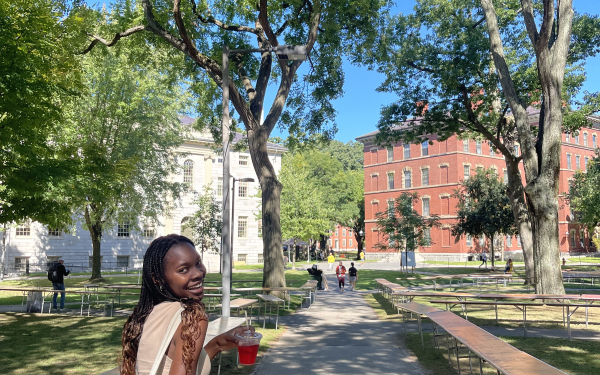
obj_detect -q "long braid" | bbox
[120,235,206,375]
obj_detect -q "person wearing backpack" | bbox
[50,259,70,310]
[348,262,358,291]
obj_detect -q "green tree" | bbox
[0,0,85,229]
[61,37,190,280]
[370,0,600,293]
[374,192,440,267]
[279,153,331,261]
[452,169,517,270]
[568,152,600,249]
[184,185,223,259]
[80,0,391,288]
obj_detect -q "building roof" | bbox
[180,116,287,152]
[355,108,600,143]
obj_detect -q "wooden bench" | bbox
[426,310,567,375]
[396,302,442,348]
[256,294,284,329]
[99,316,246,375]
[431,300,545,337]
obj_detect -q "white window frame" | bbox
[421,141,429,156]
[117,255,130,268]
[404,170,412,188]
[183,160,194,187]
[239,155,249,166]
[403,144,410,159]
[421,168,429,186]
[387,147,394,162]
[463,140,469,153]
[238,181,248,198]
[422,197,430,216]
[476,140,482,155]
[237,216,248,238]
[387,173,395,190]
[117,222,130,238]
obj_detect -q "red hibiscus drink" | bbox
[236,331,262,366]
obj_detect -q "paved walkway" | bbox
[255,273,425,375]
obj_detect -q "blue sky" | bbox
[88,1,599,142]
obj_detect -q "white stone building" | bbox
[0,116,286,275]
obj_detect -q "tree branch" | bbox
[520,0,541,45]
[406,60,438,73]
[79,25,146,54]
[259,0,280,47]
[232,54,256,101]
[189,0,258,35]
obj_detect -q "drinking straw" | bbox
[244,311,250,336]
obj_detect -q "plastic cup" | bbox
[236,331,262,366]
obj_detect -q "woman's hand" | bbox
[204,326,256,360]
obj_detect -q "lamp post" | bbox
[221,44,306,317]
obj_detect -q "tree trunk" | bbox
[261,170,285,288]
[489,234,495,270]
[505,157,535,285]
[84,205,103,280]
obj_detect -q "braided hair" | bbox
[120,234,206,375]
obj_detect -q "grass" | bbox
[364,287,600,375]
[0,312,285,375]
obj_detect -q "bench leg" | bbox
[453,338,461,375]
[479,357,484,375]
[586,306,589,329]
[523,305,527,337]
[468,350,473,374]
[495,303,498,325]
[567,306,571,341]
[418,315,424,348]
[276,302,280,330]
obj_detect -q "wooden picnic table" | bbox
[232,287,306,310]
[396,302,442,347]
[256,294,284,329]
[426,310,567,375]
[216,298,258,321]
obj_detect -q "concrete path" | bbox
[255,274,425,375]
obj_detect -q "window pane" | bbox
[16,225,30,236]
[404,171,411,188]
[424,228,431,245]
[422,169,429,186]
[388,173,394,189]
[238,216,248,237]
[217,177,223,196]
[576,155,580,169]
[463,140,469,152]
[118,222,130,237]
[476,140,482,155]
[566,133,570,142]
[567,154,572,169]
[421,141,428,156]
[239,155,249,166]
[183,160,194,186]
[48,228,62,237]
[464,165,470,180]
[489,143,495,156]
[594,135,597,148]
[423,198,430,216]
[238,181,248,197]
[403,144,410,159]
[575,133,580,144]
[466,235,472,246]
[387,147,394,162]
[142,226,156,237]
[584,133,588,146]
[503,169,508,184]
[117,256,130,267]
[237,254,247,262]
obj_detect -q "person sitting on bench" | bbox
[307,264,328,290]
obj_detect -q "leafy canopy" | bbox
[184,185,223,255]
[452,168,517,244]
[374,192,440,252]
[0,0,86,227]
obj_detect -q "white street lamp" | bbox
[220,45,306,317]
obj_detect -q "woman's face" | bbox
[163,243,205,299]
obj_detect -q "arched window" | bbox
[183,160,194,187]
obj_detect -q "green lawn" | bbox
[0,312,284,375]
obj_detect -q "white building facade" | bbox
[0,117,286,275]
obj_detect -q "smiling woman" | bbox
[120,235,253,375]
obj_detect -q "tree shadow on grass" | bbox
[0,312,125,375]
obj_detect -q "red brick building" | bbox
[356,111,600,261]
[326,224,358,252]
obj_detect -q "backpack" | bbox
[47,265,59,283]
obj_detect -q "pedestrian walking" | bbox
[327,252,335,270]
[359,250,365,266]
[348,262,358,291]
[51,259,70,310]
[336,261,346,292]
[479,253,488,269]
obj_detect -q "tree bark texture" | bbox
[0,223,7,281]
[84,205,103,280]
[505,157,535,284]
[481,0,572,294]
